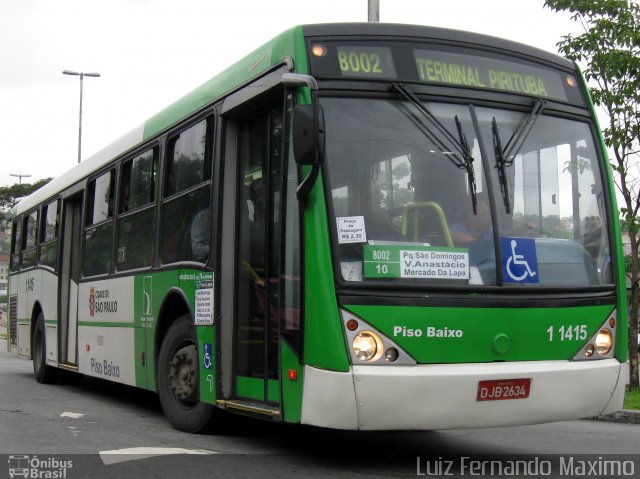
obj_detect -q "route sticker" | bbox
[364,245,469,280]
[195,273,214,325]
[336,216,367,244]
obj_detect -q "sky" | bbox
[0,0,582,188]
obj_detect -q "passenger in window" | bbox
[191,202,210,262]
[450,197,492,245]
[246,178,265,223]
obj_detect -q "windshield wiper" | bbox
[492,98,546,214]
[456,116,477,214]
[492,117,510,213]
[392,82,477,213]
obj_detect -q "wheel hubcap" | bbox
[168,343,198,406]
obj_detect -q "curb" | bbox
[590,409,640,424]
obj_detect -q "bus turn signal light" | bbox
[346,319,359,331]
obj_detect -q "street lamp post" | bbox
[62,70,100,164]
[9,173,32,185]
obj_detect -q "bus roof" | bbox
[13,23,573,217]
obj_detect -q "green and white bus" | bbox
[8,24,627,432]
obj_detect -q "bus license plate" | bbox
[477,378,531,401]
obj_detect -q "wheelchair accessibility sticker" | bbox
[203,343,213,370]
[501,237,539,284]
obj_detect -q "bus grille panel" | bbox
[9,295,17,345]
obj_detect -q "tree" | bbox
[0,178,52,225]
[545,0,640,388]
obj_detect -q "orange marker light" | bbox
[609,318,615,328]
[288,369,298,381]
[312,44,327,57]
[566,76,577,87]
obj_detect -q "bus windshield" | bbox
[322,97,612,287]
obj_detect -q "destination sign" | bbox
[336,46,397,78]
[363,245,469,281]
[413,50,569,101]
[307,40,583,104]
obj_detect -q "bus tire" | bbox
[32,314,58,384]
[157,316,213,433]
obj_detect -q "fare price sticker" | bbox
[336,216,367,244]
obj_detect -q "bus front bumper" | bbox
[300,359,625,430]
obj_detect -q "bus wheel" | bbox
[157,316,214,432]
[32,314,58,384]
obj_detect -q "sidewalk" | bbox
[592,409,640,425]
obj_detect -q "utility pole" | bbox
[368,0,380,22]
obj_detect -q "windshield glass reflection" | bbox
[322,97,612,288]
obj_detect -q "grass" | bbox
[624,388,640,410]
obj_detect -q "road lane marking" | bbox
[60,412,85,418]
[99,447,217,465]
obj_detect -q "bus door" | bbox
[221,99,285,410]
[59,193,83,366]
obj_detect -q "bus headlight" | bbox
[352,331,383,361]
[341,309,416,365]
[595,329,613,356]
[572,312,617,361]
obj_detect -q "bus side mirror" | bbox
[292,104,325,166]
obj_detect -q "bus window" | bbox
[161,119,212,264]
[22,211,39,269]
[39,199,59,270]
[117,149,157,270]
[120,149,157,212]
[83,170,115,276]
[10,219,22,271]
[164,119,210,196]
